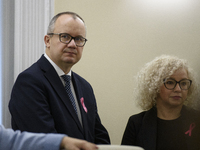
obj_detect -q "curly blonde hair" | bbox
[135,55,199,110]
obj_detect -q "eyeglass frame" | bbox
[47,33,87,47]
[163,78,192,90]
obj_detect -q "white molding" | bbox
[1,0,54,127]
[14,0,54,80]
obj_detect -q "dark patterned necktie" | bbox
[61,75,77,114]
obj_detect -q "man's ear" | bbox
[44,35,51,48]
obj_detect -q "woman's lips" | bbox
[172,96,181,99]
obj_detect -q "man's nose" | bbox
[67,39,77,47]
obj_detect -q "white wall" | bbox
[55,0,200,144]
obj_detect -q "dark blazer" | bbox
[121,106,200,150]
[9,55,110,144]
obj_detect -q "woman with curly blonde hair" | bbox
[121,55,200,150]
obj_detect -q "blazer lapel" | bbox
[142,107,157,150]
[38,55,83,132]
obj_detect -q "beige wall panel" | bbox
[55,0,200,144]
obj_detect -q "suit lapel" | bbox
[72,72,88,137]
[37,55,83,133]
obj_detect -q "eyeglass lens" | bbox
[60,33,86,46]
[164,79,191,90]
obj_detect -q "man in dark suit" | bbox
[9,11,110,144]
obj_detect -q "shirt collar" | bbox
[44,53,72,77]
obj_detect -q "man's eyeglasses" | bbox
[48,33,87,47]
[163,78,192,90]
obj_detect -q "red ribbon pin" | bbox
[185,123,196,136]
[80,97,87,113]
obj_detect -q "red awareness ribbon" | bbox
[80,97,88,113]
[185,123,196,136]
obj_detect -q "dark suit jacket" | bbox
[9,55,110,144]
[121,106,200,150]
